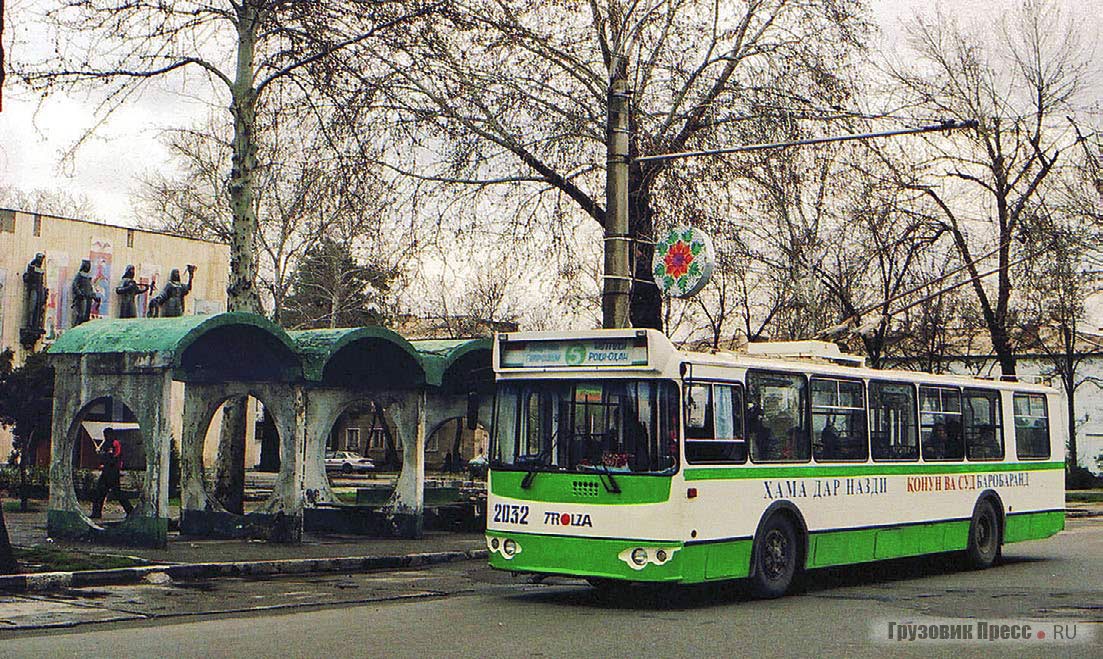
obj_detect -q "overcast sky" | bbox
[0,0,1099,223]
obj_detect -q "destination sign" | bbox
[500,338,649,369]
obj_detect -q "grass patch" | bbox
[3,500,44,513]
[334,490,358,504]
[1066,490,1103,503]
[13,546,150,573]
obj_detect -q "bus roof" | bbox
[494,329,1058,394]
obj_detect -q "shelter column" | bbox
[385,390,426,538]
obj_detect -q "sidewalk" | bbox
[0,508,488,593]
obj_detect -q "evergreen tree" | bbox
[281,238,394,329]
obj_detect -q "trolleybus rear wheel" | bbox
[750,515,798,599]
[966,498,1002,569]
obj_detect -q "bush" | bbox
[0,465,49,499]
[1066,464,1103,490]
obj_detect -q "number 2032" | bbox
[492,503,529,525]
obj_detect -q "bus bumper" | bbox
[485,530,687,582]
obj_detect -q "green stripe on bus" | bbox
[489,471,672,504]
[487,511,1064,584]
[683,461,1064,481]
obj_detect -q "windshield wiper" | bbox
[523,426,568,489]
[521,465,540,489]
[592,462,622,494]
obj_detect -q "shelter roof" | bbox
[411,338,493,391]
[47,312,299,369]
[290,326,428,383]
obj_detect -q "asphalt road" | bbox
[2,515,1101,657]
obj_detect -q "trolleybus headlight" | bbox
[655,549,668,563]
[630,548,648,566]
[502,538,518,558]
[490,537,500,550]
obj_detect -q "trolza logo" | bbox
[544,511,593,527]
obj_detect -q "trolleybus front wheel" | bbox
[750,515,799,599]
[966,498,1002,569]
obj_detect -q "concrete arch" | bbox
[301,389,413,506]
[178,381,304,541]
[45,313,496,545]
[47,360,174,548]
[52,395,146,521]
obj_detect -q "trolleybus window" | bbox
[747,370,809,463]
[919,386,964,461]
[1013,393,1050,459]
[811,377,867,462]
[870,381,919,461]
[490,380,679,474]
[964,389,1003,461]
[685,383,746,464]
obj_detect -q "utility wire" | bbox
[816,242,1046,340]
[636,120,978,163]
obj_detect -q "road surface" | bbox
[1,515,1100,657]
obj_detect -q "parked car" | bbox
[325,451,375,474]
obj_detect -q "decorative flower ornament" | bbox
[652,226,715,298]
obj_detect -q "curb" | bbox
[1066,507,1103,519]
[0,549,490,593]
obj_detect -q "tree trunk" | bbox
[256,410,281,472]
[376,402,400,469]
[991,327,1017,379]
[0,500,19,575]
[1063,342,1078,469]
[450,419,464,471]
[225,3,263,315]
[214,396,248,514]
[214,4,262,515]
[1066,377,1078,469]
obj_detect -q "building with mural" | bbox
[0,208,232,463]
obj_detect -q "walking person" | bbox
[91,428,134,519]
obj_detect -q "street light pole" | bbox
[600,77,976,330]
[602,55,631,329]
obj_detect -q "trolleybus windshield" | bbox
[490,379,679,475]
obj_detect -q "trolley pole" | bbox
[602,55,631,329]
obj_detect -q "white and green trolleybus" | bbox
[484,329,1065,597]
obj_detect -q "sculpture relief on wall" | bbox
[20,253,48,349]
[70,259,99,327]
[116,265,150,319]
[148,265,196,318]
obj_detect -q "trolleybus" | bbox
[484,329,1065,597]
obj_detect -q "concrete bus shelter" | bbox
[45,312,491,549]
[292,329,493,538]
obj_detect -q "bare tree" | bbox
[1017,129,1103,469]
[0,184,96,219]
[138,94,401,325]
[348,0,868,329]
[19,0,439,314]
[136,91,405,510]
[18,0,437,513]
[1019,217,1093,469]
[887,252,979,374]
[881,0,1090,377]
